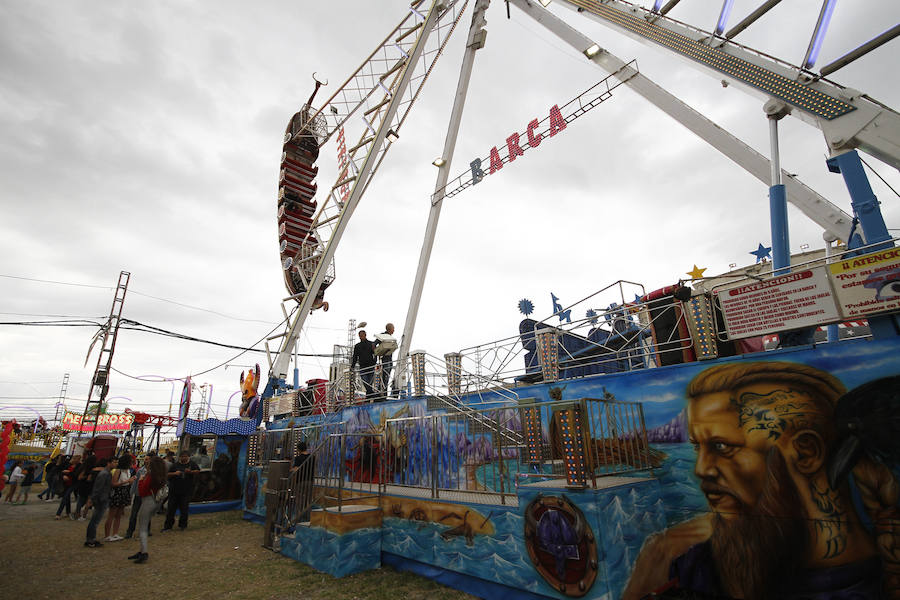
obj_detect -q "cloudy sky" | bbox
[1,0,898,426]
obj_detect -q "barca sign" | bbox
[61,411,134,433]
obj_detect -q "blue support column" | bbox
[826,150,898,338]
[769,183,789,275]
[826,150,892,251]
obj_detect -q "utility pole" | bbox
[54,372,69,426]
[82,271,130,437]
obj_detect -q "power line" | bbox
[0,273,111,289]
[0,312,105,319]
[0,273,347,331]
[128,290,281,325]
[0,319,102,327]
[118,319,335,357]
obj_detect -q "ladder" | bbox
[82,271,130,436]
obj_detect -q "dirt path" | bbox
[0,485,474,600]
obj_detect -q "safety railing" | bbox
[269,395,656,539]
[518,397,658,486]
[271,431,382,539]
[382,410,521,505]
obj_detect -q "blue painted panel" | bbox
[281,525,381,578]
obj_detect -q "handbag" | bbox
[153,483,169,503]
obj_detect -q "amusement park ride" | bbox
[235,1,900,599]
[7,0,893,598]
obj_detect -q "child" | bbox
[14,465,35,504]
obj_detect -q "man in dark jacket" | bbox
[163,451,199,531]
[351,330,377,400]
[84,458,111,547]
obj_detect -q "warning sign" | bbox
[715,268,839,340]
[829,248,900,318]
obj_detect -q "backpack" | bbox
[374,334,398,356]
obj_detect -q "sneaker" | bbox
[69,514,76,521]
[110,535,124,542]
[127,551,142,560]
[84,540,103,548]
[134,552,148,564]
[123,533,133,539]
[104,536,114,542]
[160,528,172,533]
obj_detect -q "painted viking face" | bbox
[689,383,804,520]
[689,389,768,519]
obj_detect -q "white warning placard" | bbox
[829,247,900,318]
[715,268,839,340]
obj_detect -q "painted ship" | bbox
[234,2,900,599]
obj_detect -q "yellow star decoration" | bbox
[686,264,707,279]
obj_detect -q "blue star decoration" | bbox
[585,309,598,326]
[750,243,772,263]
[551,293,572,323]
[518,298,534,317]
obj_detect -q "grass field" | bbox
[0,485,476,600]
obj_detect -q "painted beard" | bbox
[708,447,807,600]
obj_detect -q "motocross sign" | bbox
[61,411,134,433]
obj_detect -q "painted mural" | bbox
[254,337,900,599]
[517,338,900,599]
[524,494,599,597]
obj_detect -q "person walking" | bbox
[37,456,60,501]
[129,456,167,564]
[3,460,24,503]
[103,455,135,541]
[125,453,153,539]
[13,465,35,504]
[75,454,97,520]
[162,451,199,531]
[55,455,81,520]
[83,458,112,548]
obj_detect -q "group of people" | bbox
[30,448,203,563]
[350,322,398,400]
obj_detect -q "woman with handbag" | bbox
[128,456,167,564]
[103,455,135,541]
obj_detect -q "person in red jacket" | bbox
[128,456,167,564]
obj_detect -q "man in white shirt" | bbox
[3,460,24,503]
[374,323,397,399]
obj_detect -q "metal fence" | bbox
[382,410,521,505]
[265,395,655,540]
[270,431,382,541]
[517,397,657,486]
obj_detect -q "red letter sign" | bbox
[506,133,525,162]
[489,146,503,174]
[549,104,567,136]
[527,119,542,148]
